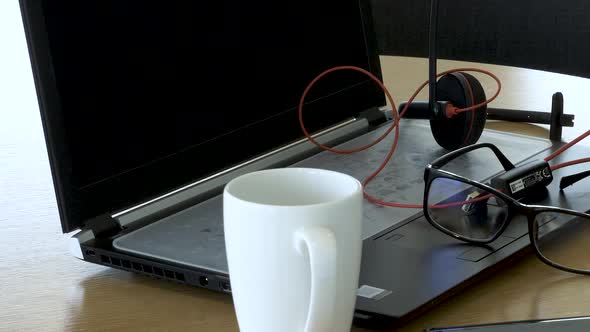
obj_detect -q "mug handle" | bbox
[295,226,338,332]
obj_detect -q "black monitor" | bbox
[372,0,590,78]
[19,0,385,232]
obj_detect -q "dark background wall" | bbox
[371,0,590,78]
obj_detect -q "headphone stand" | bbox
[486,92,573,141]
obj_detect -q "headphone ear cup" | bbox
[430,72,487,150]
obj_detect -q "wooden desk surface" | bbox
[3,8,590,329]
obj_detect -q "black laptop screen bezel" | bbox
[19,0,385,233]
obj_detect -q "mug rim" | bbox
[224,167,362,208]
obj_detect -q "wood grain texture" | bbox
[3,5,590,328]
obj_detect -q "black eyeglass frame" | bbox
[423,143,590,275]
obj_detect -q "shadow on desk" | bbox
[63,269,238,332]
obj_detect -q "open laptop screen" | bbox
[20,0,384,232]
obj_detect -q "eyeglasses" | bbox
[423,143,590,275]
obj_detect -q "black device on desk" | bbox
[18,0,590,328]
[427,316,590,331]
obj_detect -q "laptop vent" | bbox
[88,250,231,292]
[98,253,186,283]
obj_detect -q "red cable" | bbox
[551,157,590,171]
[299,66,590,209]
[429,193,495,209]
[299,66,501,209]
[545,129,590,162]
[461,75,476,146]
[299,66,399,154]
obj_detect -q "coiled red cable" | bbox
[299,66,501,208]
[298,65,590,208]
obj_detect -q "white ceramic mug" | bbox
[223,167,363,332]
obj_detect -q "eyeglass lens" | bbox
[534,211,590,272]
[427,177,510,241]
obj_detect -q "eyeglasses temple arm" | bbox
[429,143,516,171]
[559,170,590,190]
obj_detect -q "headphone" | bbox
[304,0,570,152]
[403,0,572,149]
[402,72,489,150]
[399,0,490,150]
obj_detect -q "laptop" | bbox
[19,0,590,327]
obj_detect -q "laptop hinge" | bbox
[358,106,389,127]
[83,213,121,238]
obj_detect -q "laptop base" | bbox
[77,119,589,325]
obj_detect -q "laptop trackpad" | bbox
[356,216,518,317]
[372,216,516,262]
